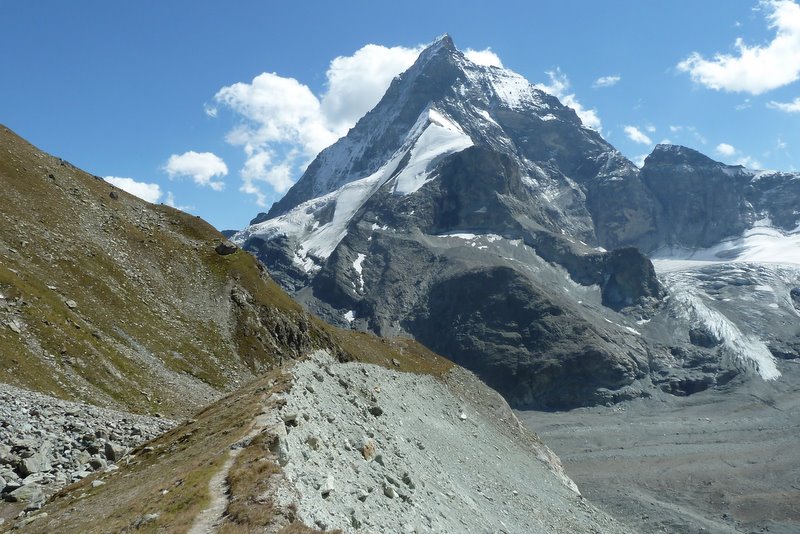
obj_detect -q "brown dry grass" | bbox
[17,371,282,533]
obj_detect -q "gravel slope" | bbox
[271,350,630,533]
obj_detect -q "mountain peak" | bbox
[427,33,456,52]
[646,144,719,167]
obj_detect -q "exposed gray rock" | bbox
[0,383,174,508]
[269,350,627,534]
[6,483,43,504]
[18,444,51,477]
[104,441,128,462]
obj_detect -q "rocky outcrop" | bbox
[214,240,238,255]
[600,247,662,310]
[407,267,647,409]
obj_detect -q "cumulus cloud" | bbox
[710,143,760,166]
[164,151,228,191]
[214,43,423,206]
[768,96,800,111]
[239,151,295,206]
[464,48,504,68]
[105,176,162,203]
[592,75,621,88]
[624,126,653,145]
[677,0,800,95]
[535,69,602,131]
[716,142,737,156]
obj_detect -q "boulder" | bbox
[104,442,128,462]
[268,424,290,466]
[18,446,51,477]
[360,437,377,461]
[320,474,335,498]
[6,483,43,504]
[214,240,238,256]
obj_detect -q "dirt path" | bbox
[188,409,272,533]
[187,448,243,534]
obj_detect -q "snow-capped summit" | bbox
[260,35,607,220]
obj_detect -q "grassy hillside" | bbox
[0,125,445,417]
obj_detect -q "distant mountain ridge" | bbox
[237,36,800,409]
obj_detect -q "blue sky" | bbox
[3,0,800,231]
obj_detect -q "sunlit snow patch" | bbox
[392,109,473,195]
[353,253,366,291]
[652,222,800,272]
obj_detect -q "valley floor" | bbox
[518,360,800,534]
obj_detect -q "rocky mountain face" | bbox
[237,35,800,409]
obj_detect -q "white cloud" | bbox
[592,75,621,88]
[633,154,649,168]
[105,176,162,203]
[645,125,656,133]
[735,155,762,168]
[214,43,423,204]
[716,142,737,156]
[203,103,218,118]
[624,126,653,145]
[768,96,800,111]
[320,44,423,134]
[663,125,708,146]
[240,150,295,206]
[535,69,602,131]
[677,0,800,95]
[464,48,503,68]
[164,151,228,191]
